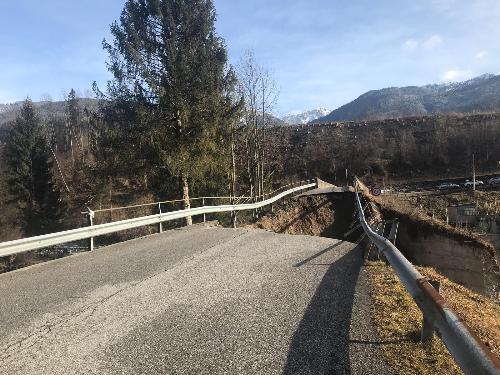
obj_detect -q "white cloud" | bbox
[441,69,473,82]
[430,0,457,12]
[475,50,488,59]
[421,35,443,50]
[402,35,443,52]
[402,39,419,51]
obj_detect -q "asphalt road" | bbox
[0,225,393,374]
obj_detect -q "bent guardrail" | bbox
[354,180,500,375]
[0,180,317,258]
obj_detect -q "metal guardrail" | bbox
[0,180,317,258]
[354,181,500,375]
[80,180,312,215]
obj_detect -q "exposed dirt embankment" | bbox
[254,194,360,241]
[371,193,500,298]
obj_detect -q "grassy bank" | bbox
[366,261,499,374]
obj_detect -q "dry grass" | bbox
[366,261,500,374]
[419,266,500,356]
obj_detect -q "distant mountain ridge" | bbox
[312,74,500,123]
[0,99,288,133]
[282,107,330,124]
[0,99,98,128]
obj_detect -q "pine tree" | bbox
[4,99,65,236]
[100,0,240,225]
[65,88,80,165]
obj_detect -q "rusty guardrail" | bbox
[354,181,500,375]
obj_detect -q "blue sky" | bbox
[1,0,499,116]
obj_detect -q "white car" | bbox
[437,183,460,190]
[463,180,484,187]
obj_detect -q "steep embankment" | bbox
[370,192,500,298]
[254,193,359,241]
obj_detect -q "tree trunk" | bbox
[261,85,266,203]
[182,174,192,226]
[231,130,237,228]
[245,137,253,200]
[70,130,75,168]
[79,127,85,164]
[109,179,113,222]
[253,119,259,217]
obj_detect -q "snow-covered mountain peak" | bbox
[282,107,330,125]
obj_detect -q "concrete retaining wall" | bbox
[395,219,499,298]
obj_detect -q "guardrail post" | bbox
[158,203,163,233]
[87,208,94,251]
[388,220,399,244]
[421,280,440,342]
[202,198,206,223]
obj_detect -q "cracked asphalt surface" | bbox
[0,225,393,374]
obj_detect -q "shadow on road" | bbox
[283,245,362,375]
[293,241,345,267]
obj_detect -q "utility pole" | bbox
[472,153,476,192]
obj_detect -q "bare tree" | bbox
[257,66,279,204]
[236,51,279,215]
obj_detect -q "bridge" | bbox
[0,180,498,374]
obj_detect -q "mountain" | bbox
[282,107,330,125]
[0,98,98,128]
[0,100,286,135]
[312,74,500,123]
[261,113,287,127]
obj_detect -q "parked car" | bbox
[487,177,500,186]
[437,183,460,190]
[463,180,484,187]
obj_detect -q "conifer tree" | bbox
[100,0,240,225]
[4,99,65,236]
[65,88,79,165]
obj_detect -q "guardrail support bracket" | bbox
[421,280,440,343]
[87,209,95,251]
[158,203,163,233]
